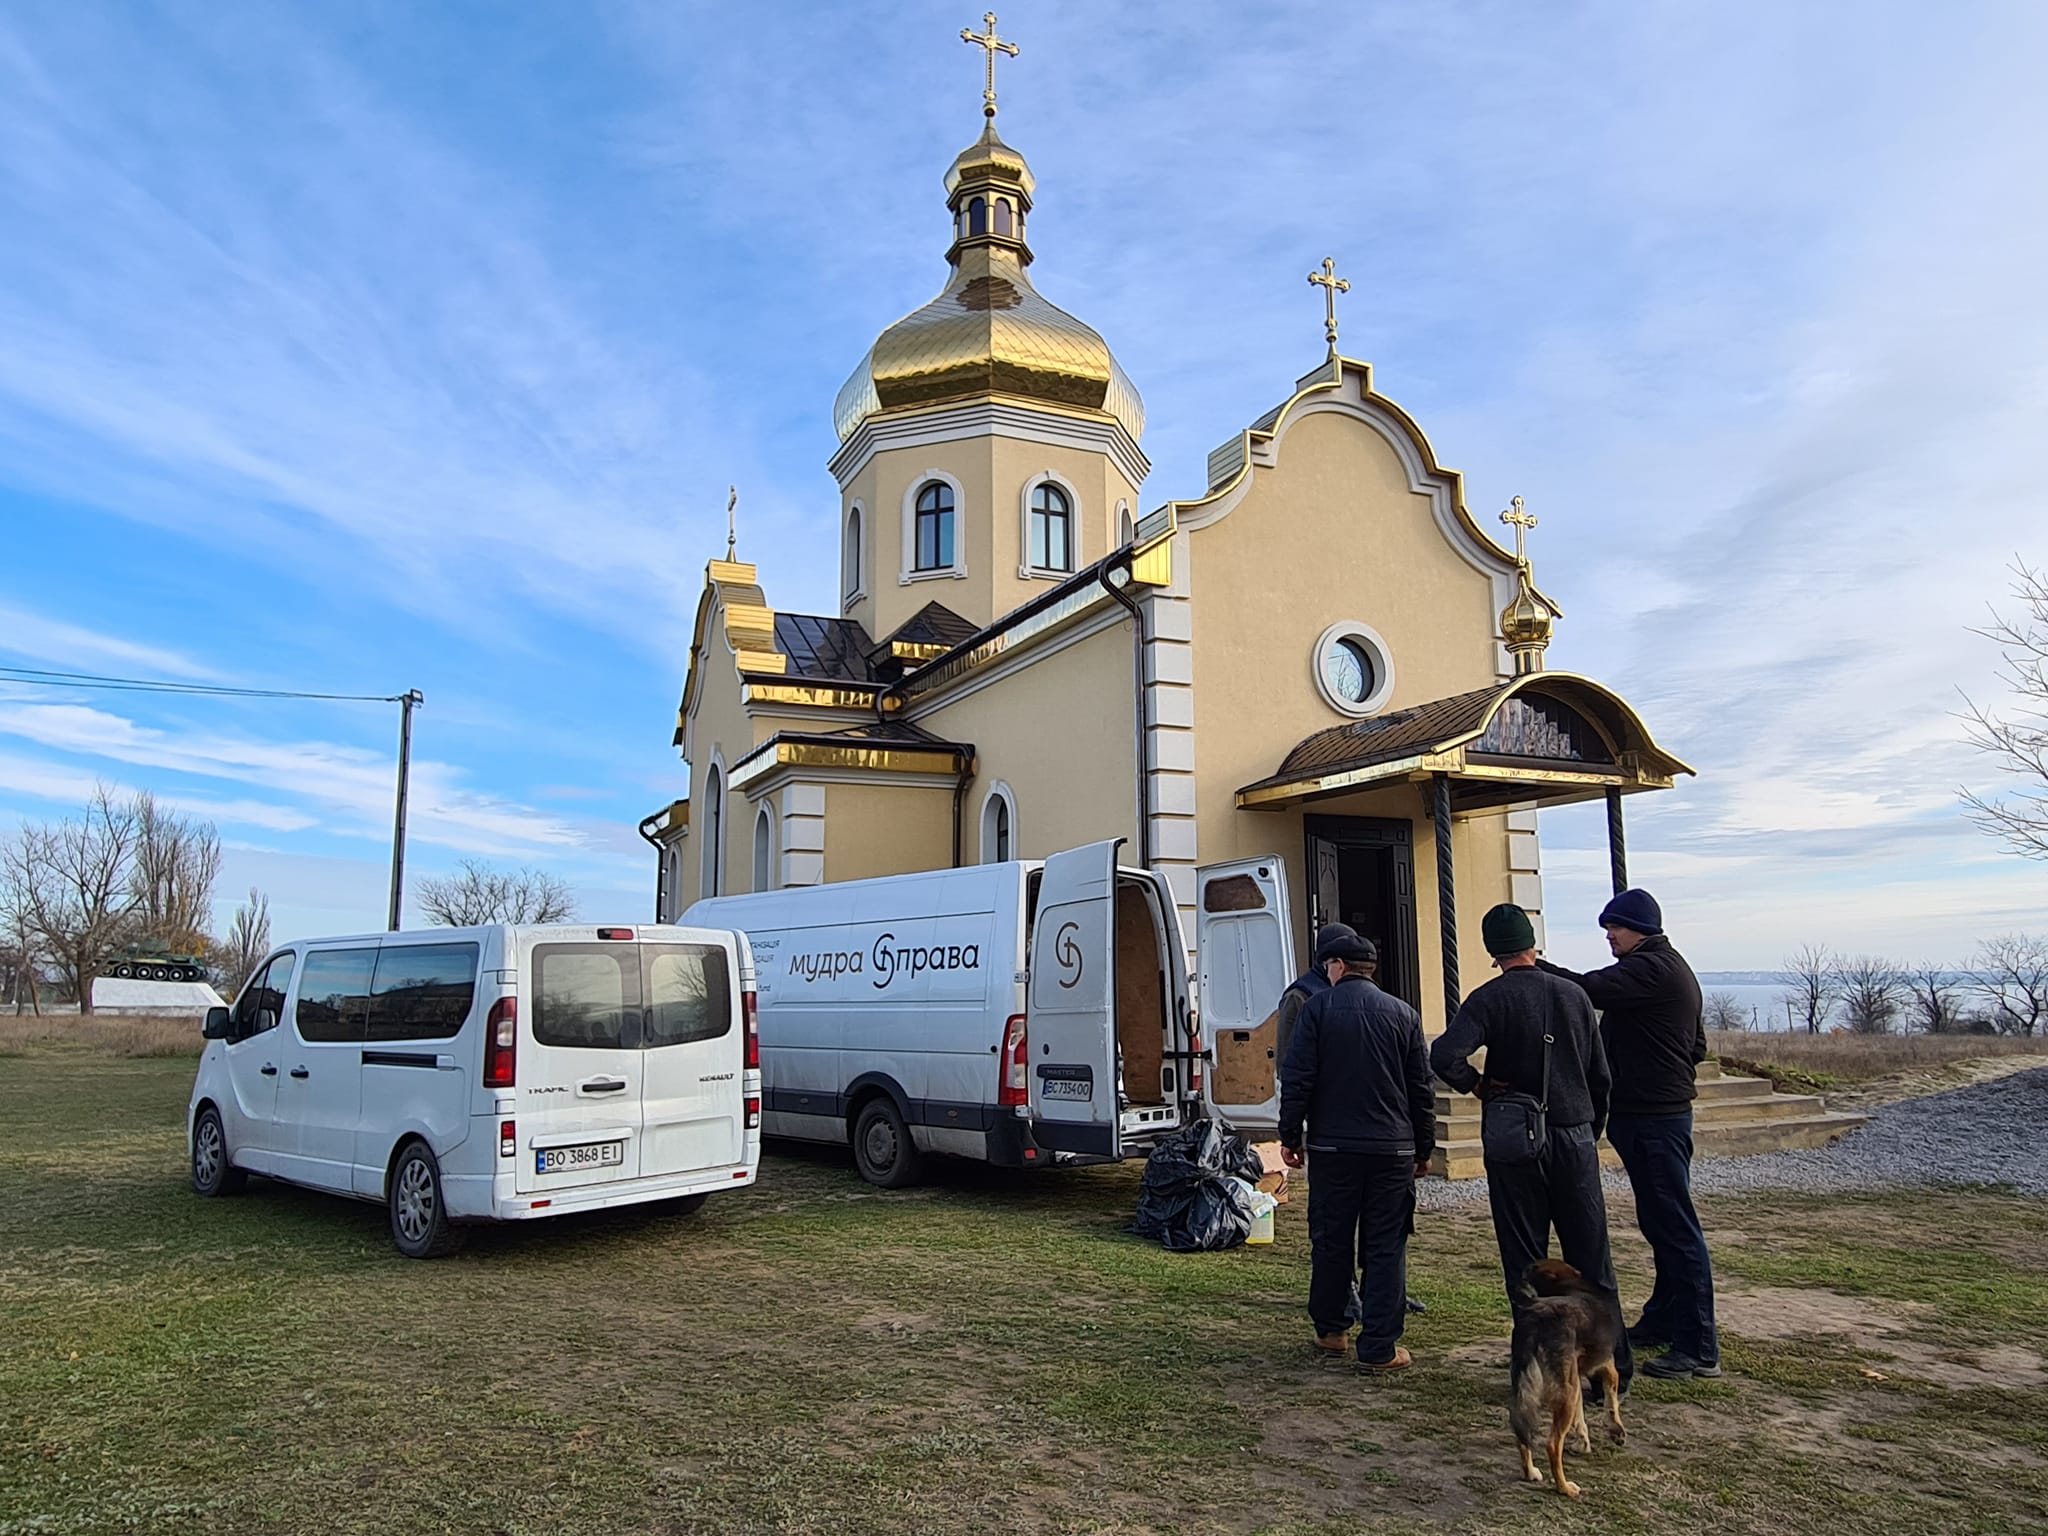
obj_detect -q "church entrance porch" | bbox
[1305,815,1420,1012]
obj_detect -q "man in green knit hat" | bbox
[1430,901,1633,1392]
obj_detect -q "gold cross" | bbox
[961,13,1019,121]
[726,485,738,560]
[1307,257,1350,355]
[1500,495,1538,564]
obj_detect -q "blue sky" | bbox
[1,1,2044,970]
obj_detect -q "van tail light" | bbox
[997,1014,1029,1108]
[596,927,635,941]
[742,988,759,1070]
[484,997,517,1088]
[499,1119,516,1157]
[745,1095,760,1130]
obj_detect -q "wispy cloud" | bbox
[0,602,217,679]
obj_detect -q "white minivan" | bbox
[684,840,1295,1186]
[187,923,761,1257]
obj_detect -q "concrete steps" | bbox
[1427,1060,1871,1181]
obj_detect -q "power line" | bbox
[0,665,402,704]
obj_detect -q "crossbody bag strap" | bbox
[1538,1022,1555,1113]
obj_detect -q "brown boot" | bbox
[1311,1332,1350,1363]
[1357,1345,1413,1374]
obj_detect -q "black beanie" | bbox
[1312,923,1358,964]
[1482,903,1537,957]
[1325,933,1379,967]
[1598,888,1663,936]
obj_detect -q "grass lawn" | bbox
[4,1039,2047,1535]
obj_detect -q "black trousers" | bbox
[1608,1111,1719,1364]
[1306,1150,1413,1362]
[1485,1122,1633,1387]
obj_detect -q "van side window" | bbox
[534,945,640,1051]
[296,947,378,1043]
[231,954,294,1040]
[366,942,479,1041]
[644,946,733,1047]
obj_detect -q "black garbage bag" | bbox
[1127,1117,1267,1252]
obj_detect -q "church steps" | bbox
[1421,1065,1871,1180]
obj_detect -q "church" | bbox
[640,18,1691,1038]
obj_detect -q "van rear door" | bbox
[637,931,745,1177]
[517,937,648,1193]
[1027,839,1120,1156]
[1195,858,1295,1133]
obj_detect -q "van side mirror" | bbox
[202,1007,233,1040]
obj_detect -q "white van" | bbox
[684,840,1295,1186]
[186,923,761,1257]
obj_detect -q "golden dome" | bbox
[1500,564,1560,673]
[834,125,1143,443]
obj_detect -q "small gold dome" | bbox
[1500,565,1559,672]
[834,125,1142,443]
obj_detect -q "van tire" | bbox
[191,1106,246,1197]
[388,1141,465,1259]
[852,1098,923,1188]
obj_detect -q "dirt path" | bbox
[1822,1052,2048,1111]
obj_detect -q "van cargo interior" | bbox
[1204,872,1280,1108]
[1114,879,1169,1106]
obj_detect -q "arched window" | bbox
[914,481,955,572]
[1117,503,1136,546]
[752,806,776,892]
[994,199,1013,236]
[968,197,987,236]
[980,784,1016,864]
[664,847,682,921]
[1029,482,1073,572]
[702,765,724,897]
[843,505,863,601]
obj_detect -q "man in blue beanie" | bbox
[1540,888,1720,1380]
[1432,902,1632,1393]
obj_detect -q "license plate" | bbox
[536,1141,624,1174]
[1042,1077,1092,1101]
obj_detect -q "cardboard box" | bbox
[1251,1141,1291,1203]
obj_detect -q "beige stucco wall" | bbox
[848,427,1143,641]
[1183,401,1518,1030]
[915,616,1140,863]
[824,782,956,883]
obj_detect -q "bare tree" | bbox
[0,787,140,1014]
[129,791,221,953]
[1835,955,1906,1034]
[1780,944,1840,1033]
[1974,933,2048,1036]
[0,860,41,1015]
[415,860,577,927]
[1904,961,1964,1034]
[1703,992,1747,1032]
[216,887,271,997]
[1963,561,2048,858]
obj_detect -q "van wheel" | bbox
[852,1098,923,1189]
[191,1106,246,1197]
[673,1193,708,1216]
[388,1142,465,1259]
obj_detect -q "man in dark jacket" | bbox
[1540,888,1720,1379]
[1278,934,1435,1373]
[1276,923,1357,1067]
[1432,903,1633,1390]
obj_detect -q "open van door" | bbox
[1027,840,1120,1157]
[1196,858,1296,1134]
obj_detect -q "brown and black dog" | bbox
[1509,1259,1626,1498]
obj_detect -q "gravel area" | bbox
[1414,1066,2048,1212]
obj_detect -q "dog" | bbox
[1508,1258,1626,1498]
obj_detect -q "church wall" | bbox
[853,430,1143,641]
[824,782,956,883]
[914,617,1140,862]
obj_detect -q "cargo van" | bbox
[186,923,761,1257]
[684,840,1295,1186]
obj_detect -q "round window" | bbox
[1313,623,1394,717]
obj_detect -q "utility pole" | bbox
[387,689,424,931]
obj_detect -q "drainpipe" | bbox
[1096,549,1150,870]
[951,752,976,869]
[636,811,667,922]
